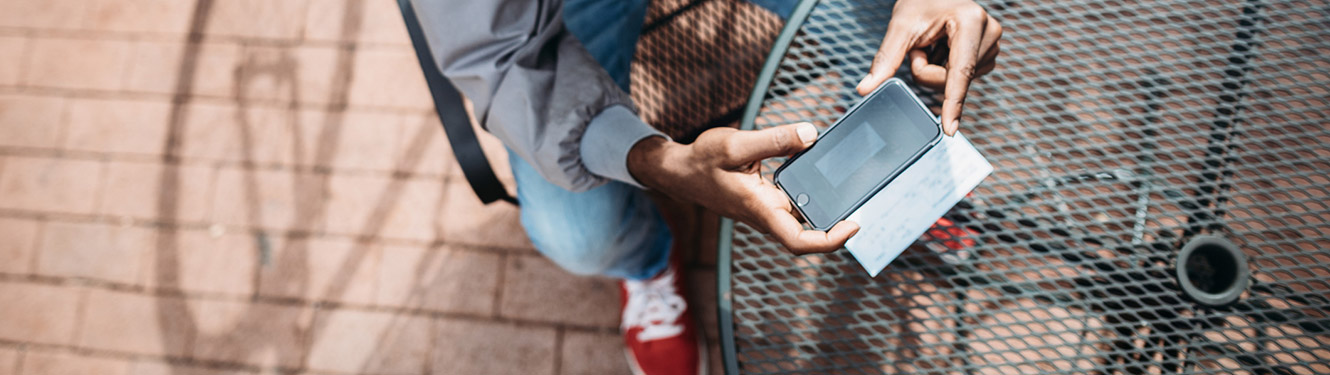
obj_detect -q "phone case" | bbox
[773,77,943,231]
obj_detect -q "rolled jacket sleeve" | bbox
[411,0,657,192]
[581,106,667,188]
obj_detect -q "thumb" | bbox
[721,123,818,168]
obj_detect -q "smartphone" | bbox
[773,78,942,231]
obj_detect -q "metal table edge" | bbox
[718,1,821,373]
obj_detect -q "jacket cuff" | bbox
[580,105,668,189]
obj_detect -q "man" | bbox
[412,0,1001,373]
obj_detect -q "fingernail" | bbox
[947,119,959,136]
[796,123,818,144]
[856,74,874,93]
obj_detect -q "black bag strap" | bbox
[397,0,518,206]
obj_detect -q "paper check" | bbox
[844,132,993,277]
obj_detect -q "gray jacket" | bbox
[411,0,665,192]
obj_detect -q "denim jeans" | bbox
[510,0,799,280]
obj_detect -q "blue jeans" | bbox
[512,0,799,280]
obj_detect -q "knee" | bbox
[519,212,620,276]
[543,244,617,276]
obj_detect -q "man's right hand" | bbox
[627,123,860,255]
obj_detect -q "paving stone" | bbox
[122,41,183,95]
[0,37,26,86]
[19,350,130,375]
[82,0,194,34]
[65,98,170,155]
[174,230,258,296]
[432,318,557,375]
[205,0,309,40]
[331,111,404,171]
[292,46,345,106]
[0,282,81,345]
[0,94,67,149]
[292,109,333,166]
[0,0,86,30]
[183,101,322,167]
[230,105,303,166]
[399,114,456,177]
[306,308,430,374]
[561,331,631,375]
[0,157,104,214]
[348,48,430,110]
[137,230,172,290]
[0,218,39,274]
[211,167,314,231]
[0,3,711,375]
[179,102,243,163]
[36,221,152,285]
[499,255,620,328]
[180,164,220,224]
[258,237,377,305]
[300,0,347,43]
[323,173,442,241]
[186,42,243,98]
[0,346,18,375]
[184,103,342,168]
[98,162,164,220]
[78,289,190,357]
[189,298,311,369]
[375,245,500,315]
[381,177,444,241]
[99,161,214,222]
[127,360,254,375]
[296,110,426,170]
[355,0,410,46]
[322,173,389,235]
[232,45,339,107]
[23,37,130,91]
[439,181,531,250]
[293,1,408,46]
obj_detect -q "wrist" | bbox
[626,135,679,190]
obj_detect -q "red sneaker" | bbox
[620,260,706,375]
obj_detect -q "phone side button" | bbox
[795,193,810,207]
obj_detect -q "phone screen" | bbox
[774,79,940,230]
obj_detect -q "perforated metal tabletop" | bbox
[716,0,1330,374]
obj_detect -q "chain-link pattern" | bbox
[632,0,784,143]
[723,0,1330,374]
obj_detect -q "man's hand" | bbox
[628,123,860,255]
[856,0,1003,136]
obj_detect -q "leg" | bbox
[540,3,704,374]
[504,0,668,280]
[509,148,672,280]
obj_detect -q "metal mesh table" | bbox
[717,0,1330,373]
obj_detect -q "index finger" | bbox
[941,9,988,136]
[857,25,913,96]
[760,209,860,255]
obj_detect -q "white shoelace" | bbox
[621,268,687,342]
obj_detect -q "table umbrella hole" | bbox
[1175,235,1249,307]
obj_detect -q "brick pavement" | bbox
[0,0,723,374]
